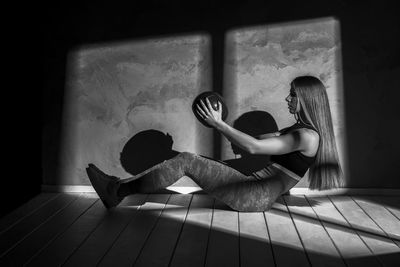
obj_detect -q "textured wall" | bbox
[222,18,345,187]
[42,1,400,191]
[57,35,213,185]
[55,19,345,188]
[55,18,345,189]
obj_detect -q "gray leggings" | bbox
[121,152,299,211]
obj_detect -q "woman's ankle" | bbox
[117,183,131,198]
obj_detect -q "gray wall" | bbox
[57,36,213,186]
[56,18,345,188]
[222,18,345,188]
[42,1,400,189]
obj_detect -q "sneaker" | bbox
[86,164,123,208]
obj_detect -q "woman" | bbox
[87,76,343,211]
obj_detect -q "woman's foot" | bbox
[86,164,123,208]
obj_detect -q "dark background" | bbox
[3,0,399,217]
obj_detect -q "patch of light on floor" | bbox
[165,186,203,194]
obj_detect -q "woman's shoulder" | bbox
[280,124,319,156]
[297,127,319,141]
[295,128,320,157]
[279,124,319,144]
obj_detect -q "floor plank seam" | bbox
[352,196,400,250]
[304,195,348,267]
[167,194,194,267]
[25,197,101,266]
[262,212,277,267]
[60,198,111,266]
[0,194,81,259]
[237,211,241,267]
[202,199,216,267]
[2,193,398,266]
[382,204,400,221]
[327,195,384,266]
[97,194,150,266]
[282,196,312,267]
[349,196,399,246]
[132,194,172,267]
[0,193,61,236]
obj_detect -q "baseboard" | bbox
[41,185,203,194]
[41,185,400,196]
[287,188,400,196]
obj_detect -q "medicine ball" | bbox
[192,91,229,127]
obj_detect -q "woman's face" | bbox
[286,86,300,114]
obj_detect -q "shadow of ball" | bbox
[120,130,179,175]
[231,111,279,155]
[192,91,229,127]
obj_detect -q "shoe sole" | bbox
[86,166,120,209]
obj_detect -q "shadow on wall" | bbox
[119,110,278,178]
[224,110,278,175]
[120,130,180,176]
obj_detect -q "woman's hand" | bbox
[196,97,224,128]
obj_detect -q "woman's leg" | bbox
[119,152,299,211]
[119,152,251,193]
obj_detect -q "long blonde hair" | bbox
[292,76,343,190]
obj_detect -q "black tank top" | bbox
[270,122,319,177]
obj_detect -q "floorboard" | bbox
[133,194,192,267]
[0,193,78,257]
[239,210,275,267]
[0,193,58,234]
[1,192,399,267]
[205,200,239,267]
[26,197,109,266]
[352,196,400,243]
[265,197,310,267]
[62,194,147,266]
[329,195,400,267]
[98,194,169,267]
[306,196,381,267]
[0,193,97,266]
[284,195,345,267]
[169,194,214,267]
[371,196,400,220]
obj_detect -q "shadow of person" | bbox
[275,195,321,207]
[223,110,279,175]
[120,129,180,176]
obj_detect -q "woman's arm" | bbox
[215,122,307,155]
[196,98,315,155]
[196,98,259,153]
[256,132,281,139]
[214,122,260,154]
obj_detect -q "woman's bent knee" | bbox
[179,152,199,161]
[179,151,194,157]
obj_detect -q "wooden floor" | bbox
[0,193,399,267]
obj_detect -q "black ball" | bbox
[192,91,229,127]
